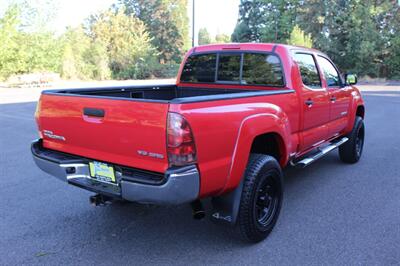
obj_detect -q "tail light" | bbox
[35,97,43,138]
[167,112,197,166]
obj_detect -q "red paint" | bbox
[35,43,364,199]
[38,95,170,173]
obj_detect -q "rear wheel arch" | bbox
[223,114,291,194]
[250,132,287,166]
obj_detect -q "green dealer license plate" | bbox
[89,161,116,184]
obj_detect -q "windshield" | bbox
[180,52,284,87]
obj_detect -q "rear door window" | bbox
[294,53,322,89]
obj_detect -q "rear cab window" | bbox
[180,52,285,87]
[180,54,216,83]
[217,54,241,82]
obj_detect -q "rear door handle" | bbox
[83,108,105,118]
[305,99,313,107]
[330,96,337,102]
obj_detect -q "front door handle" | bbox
[305,99,314,107]
[330,96,337,102]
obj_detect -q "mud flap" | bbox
[210,180,244,225]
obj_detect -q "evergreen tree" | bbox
[119,0,190,64]
[231,21,252,42]
[233,0,300,43]
[234,0,400,78]
[232,0,267,42]
[198,28,213,45]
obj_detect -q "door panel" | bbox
[301,88,330,149]
[294,53,330,151]
[316,56,351,136]
[328,86,351,135]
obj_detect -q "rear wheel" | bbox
[237,154,283,243]
[339,116,365,163]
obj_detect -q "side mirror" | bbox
[345,73,358,85]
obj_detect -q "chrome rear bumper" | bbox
[31,139,199,205]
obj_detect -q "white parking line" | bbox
[363,93,400,97]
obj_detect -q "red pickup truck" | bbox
[32,43,365,242]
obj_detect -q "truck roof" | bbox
[191,43,320,54]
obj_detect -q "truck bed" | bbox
[43,84,289,104]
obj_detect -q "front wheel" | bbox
[339,116,365,164]
[237,154,283,243]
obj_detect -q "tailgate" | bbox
[36,94,169,173]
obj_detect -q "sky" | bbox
[190,0,240,43]
[1,0,240,44]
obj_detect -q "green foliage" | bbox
[231,22,252,42]
[198,28,213,45]
[60,26,93,80]
[288,25,312,48]
[0,1,185,81]
[0,4,62,80]
[198,29,231,45]
[119,0,190,64]
[215,33,231,43]
[232,0,299,43]
[234,0,400,79]
[1,0,399,81]
[0,4,23,79]
[89,8,157,79]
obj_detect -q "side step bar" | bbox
[293,137,349,168]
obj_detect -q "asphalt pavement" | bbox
[0,87,399,265]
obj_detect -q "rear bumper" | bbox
[31,139,199,205]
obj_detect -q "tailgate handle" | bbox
[83,108,105,118]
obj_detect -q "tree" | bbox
[232,0,266,42]
[60,26,92,80]
[198,28,213,45]
[233,0,400,79]
[215,33,231,43]
[0,4,23,80]
[86,39,111,80]
[88,8,157,79]
[0,3,61,80]
[119,0,190,64]
[288,25,312,48]
[233,0,300,43]
[260,0,300,43]
[231,21,252,42]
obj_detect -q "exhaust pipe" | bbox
[191,200,205,220]
[89,194,112,206]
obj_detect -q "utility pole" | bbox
[192,0,195,47]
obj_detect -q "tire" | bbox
[238,154,284,243]
[339,116,365,164]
